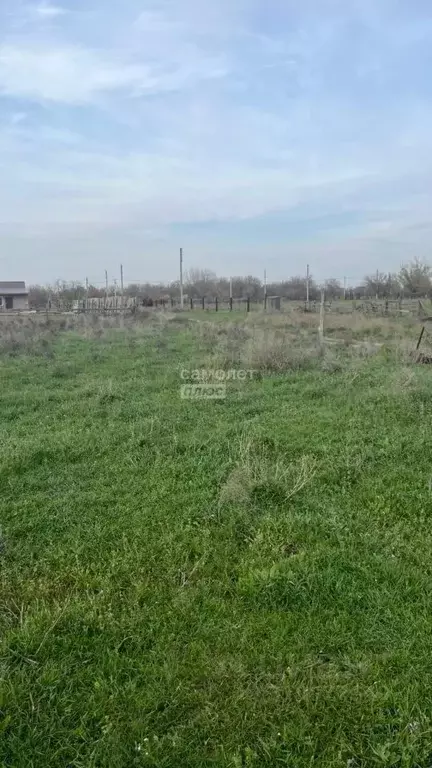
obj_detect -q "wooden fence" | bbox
[26,295,432,318]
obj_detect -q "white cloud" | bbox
[0,44,156,103]
[0,130,415,235]
[35,2,67,18]
[0,0,230,105]
[0,39,227,104]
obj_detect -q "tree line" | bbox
[28,259,432,307]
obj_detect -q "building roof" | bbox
[0,281,28,296]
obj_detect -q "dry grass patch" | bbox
[219,436,317,509]
[0,310,160,355]
[386,367,418,396]
[241,329,323,373]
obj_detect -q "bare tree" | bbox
[228,276,262,301]
[185,268,218,298]
[278,276,318,301]
[28,284,50,309]
[325,278,343,299]
[399,259,432,297]
[364,272,392,298]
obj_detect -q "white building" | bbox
[0,282,29,311]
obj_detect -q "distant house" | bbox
[0,282,29,311]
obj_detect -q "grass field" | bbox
[1,309,432,767]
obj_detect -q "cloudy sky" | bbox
[1,0,432,285]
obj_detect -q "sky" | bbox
[1,0,432,286]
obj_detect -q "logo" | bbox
[180,384,227,400]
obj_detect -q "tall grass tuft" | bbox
[219,435,317,509]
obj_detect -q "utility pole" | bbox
[343,276,347,300]
[264,269,267,310]
[306,264,310,307]
[319,288,325,344]
[105,270,108,308]
[180,248,184,308]
[85,277,89,311]
[376,269,379,300]
[120,264,124,308]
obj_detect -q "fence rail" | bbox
[18,294,432,318]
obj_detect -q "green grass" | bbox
[1,316,432,767]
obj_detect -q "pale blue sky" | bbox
[1,0,432,285]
